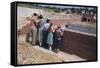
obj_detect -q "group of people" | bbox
[25,13,63,53]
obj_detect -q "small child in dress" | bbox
[46,23,53,51]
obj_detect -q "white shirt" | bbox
[43,23,50,30]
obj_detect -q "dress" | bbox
[46,32,53,45]
[37,19,45,43]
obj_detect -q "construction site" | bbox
[17,5,97,65]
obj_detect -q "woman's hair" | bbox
[38,15,43,19]
[46,19,50,23]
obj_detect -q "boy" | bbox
[54,26,63,53]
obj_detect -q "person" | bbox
[46,23,53,51]
[53,26,63,53]
[30,13,38,45]
[37,15,45,46]
[43,19,50,30]
[42,19,50,48]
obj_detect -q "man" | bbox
[30,13,38,45]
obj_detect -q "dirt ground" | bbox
[17,36,86,65]
[17,41,62,64]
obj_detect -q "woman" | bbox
[37,15,44,46]
[42,19,50,48]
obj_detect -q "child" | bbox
[46,23,53,51]
[54,26,63,53]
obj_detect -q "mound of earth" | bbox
[17,42,63,65]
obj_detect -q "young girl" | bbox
[46,23,53,51]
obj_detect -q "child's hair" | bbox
[57,25,61,29]
[48,23,53,32]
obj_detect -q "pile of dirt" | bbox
[17,42,63,65]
